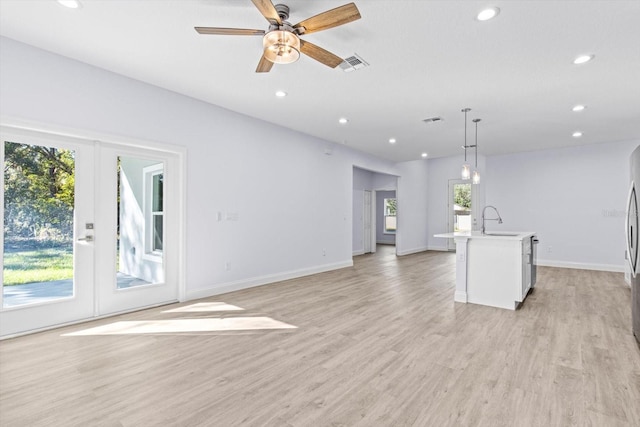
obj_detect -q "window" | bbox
[151,172,163,252]
[143,163,164,255]
[384,198,397,234]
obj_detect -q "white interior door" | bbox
[364,190,372,253]
[94,143,179,315]
[0,129,95,337]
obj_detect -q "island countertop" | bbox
[434,231,536,241]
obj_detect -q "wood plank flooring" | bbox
[1,246,639,426]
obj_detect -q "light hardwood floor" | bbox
[1,246,639,426]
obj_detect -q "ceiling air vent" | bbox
[340,53,369,72]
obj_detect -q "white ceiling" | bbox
[1,0,639,162]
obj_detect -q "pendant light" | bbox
[461,108,471,180]
[472,118,481,185]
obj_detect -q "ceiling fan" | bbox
[195,0,361,73]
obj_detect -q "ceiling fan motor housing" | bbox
[275,4,290,21]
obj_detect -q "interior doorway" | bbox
[376,190,396,246]
[352,167,398,257]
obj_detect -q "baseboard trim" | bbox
[537,259,624,273]
[454,291,468,303]
[397,246,428,256]
[427,245,451,252]
[352,250,365,256]
[185,260,354,301]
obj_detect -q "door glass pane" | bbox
[453,183,472,232]
[116,157,164,289]
[3,141,75,307]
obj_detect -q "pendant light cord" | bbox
[463,108,469,162]
[475,119,478,167]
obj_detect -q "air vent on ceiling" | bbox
[422,116,444,123]
[340,53,369,72]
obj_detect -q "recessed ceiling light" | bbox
[573,54,594,65]
[338,117,348,124]
[57,0,81,8]
[572,105,586,112]
[389,138,397,144]
[477,7,500,21]
[275,90,287,97]
[421,153,428,158]
[572,131,583,138]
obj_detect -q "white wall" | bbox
[427,142,637,271]
[396,160,430,255]
[485,140,639,271]
[1,37,430,301]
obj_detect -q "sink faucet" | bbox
[481,205,503,234]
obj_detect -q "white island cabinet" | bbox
[434,231,536,310]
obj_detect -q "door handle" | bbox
[626,182,637,278]
[77,235,94,242]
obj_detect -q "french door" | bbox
[94,143,179,315]
[0,128,180,337]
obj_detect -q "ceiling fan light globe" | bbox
[263,30,300,64]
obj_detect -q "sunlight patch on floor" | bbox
[63,317,297,336]
[162,302,244,313]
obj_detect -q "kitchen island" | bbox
[434,231,537,310]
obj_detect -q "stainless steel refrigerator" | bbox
[626,145,640,344]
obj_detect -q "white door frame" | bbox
[363,190,373,253]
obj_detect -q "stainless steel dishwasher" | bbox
[531,236,539,286]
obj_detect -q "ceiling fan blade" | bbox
[195,27,265,36]
[256,54,274,73]
[299,40,344,68]
[251,0,282,25]
[293,3,361,35]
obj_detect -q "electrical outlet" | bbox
[322,249,326,256]
[547,246,552,253]
[225,262,231,271]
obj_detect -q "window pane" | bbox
[385,216,397,232]
[153,173,163,212]
[153,215,163,251]
[384,198,397,216]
